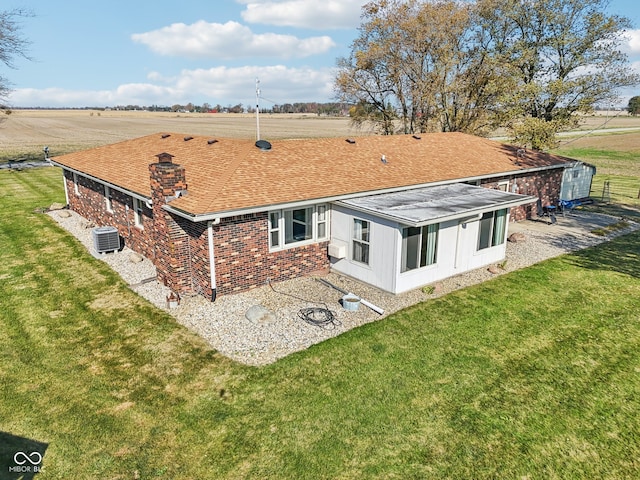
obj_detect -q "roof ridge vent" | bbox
[207,139,219,145]
[346,138,356,144]
[184,136,193,141]
[412,134,421,140]
[161,134,171,139]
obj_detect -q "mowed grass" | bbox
[557,146,640,177]
[1,167,640,479]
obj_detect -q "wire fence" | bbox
[590,177,640,206]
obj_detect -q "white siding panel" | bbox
[394,215,508,293]
[330,205,511,295]
[561,163,595,200]
[330,204,397,292]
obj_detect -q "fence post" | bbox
[602,180,611,203]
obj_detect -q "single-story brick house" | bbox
[51,132,577,300]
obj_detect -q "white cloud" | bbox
[131,20,335,59]
[8,65,335,108]
[239,0,364,29]
[7,85,181,108]
[174,65,335,103]
[625,29,640,54]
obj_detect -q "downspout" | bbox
[207,219,219,302]
[62,169,70,206]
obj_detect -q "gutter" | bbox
[50,161,152,206]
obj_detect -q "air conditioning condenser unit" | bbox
[92,226,120,254]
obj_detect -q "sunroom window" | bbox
[352,218,370,265]
[401,223,439,272]
[478,209,507,250]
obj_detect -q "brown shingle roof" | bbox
[53,132,570,216]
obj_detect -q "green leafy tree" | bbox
[0,8,33,112]
[628,96,640,116]
[510,117,563,150]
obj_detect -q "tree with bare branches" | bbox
[335,0,639,149]
[0,8,33,112]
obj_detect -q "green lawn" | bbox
[555,147,640,177]
[1,167,640,479]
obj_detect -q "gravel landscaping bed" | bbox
[49,208,638,366]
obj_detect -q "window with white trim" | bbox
[497,181,509,192]
[73,172,80,195]
[269,211,280,248]
[316,205,328,240]
[133,198,144,228]
[478,209,507,250]
[285,207,313,244]
[352,218,370,265]
[105,185,113,213]
[401,223,439,272]
[269,204,329,250]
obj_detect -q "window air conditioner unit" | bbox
[92,226,120,253]
[328,243,346,259]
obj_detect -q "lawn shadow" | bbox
[0,431,48,479]
[584,202,640,222]
[564,230,640,279]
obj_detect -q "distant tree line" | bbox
[14,102,352,115]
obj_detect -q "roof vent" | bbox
[412,134,421,140]
[346,138,356,144]
[207,139,218,145]
[161,134,171,139]
[255,139,272,151]
[184,136,193,141]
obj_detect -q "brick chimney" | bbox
[149,153,191,294]
[149,152,187,200]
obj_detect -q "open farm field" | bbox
[0,109,359,162]
[3,109,640,163]
[576,111,640,130]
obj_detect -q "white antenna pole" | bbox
[255,78,260,141]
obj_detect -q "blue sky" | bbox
[5,0,640,109]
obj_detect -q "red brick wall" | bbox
[213,213,329,295]
[65,167,213,297]
[64,170,155,258]
[481,168,564,221]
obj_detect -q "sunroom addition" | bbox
[329,183,536,294]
